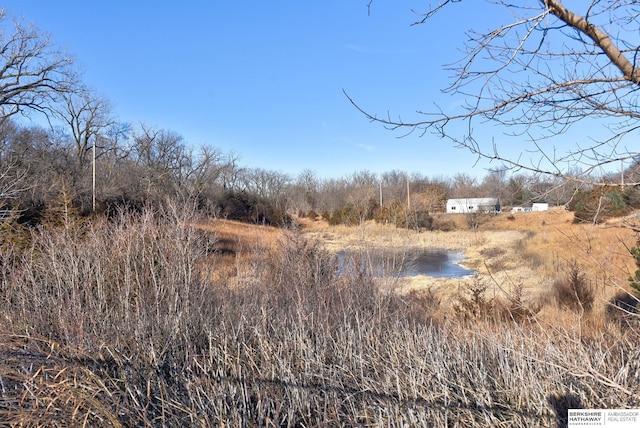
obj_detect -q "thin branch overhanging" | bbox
[349,1,640,182]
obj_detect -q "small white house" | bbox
[532,203,549,212]
[446,198,500,214]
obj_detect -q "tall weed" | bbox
[0,202,638,426]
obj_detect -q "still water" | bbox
[334,248,476,279]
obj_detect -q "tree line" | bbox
[4,105,639,229]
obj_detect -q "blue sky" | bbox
[0,1,598,180]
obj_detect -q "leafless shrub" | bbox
[466,212,481,230]
[404,287,441,320]
[3,200,217,353]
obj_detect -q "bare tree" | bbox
[349,1,640,185]
[0,10,75,120]
[414,182,448,213]
[381,170,410,204]
[127,125,190,198]
[0,157,29,220]
[54,88,118,210]
[240,167,291,208]
[316,177,349,212]
[289,168,320,212]
[0,10,75,215]
[450,173,479,199]
[0,121,79,221]
[217,151,244,192]
[180,145,227,196]
[480,168,509,204]
[56,87,113,164]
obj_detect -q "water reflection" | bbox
[334,248,476,279]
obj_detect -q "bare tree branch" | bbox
[351,1,640,185]
[55,87,114,163]
[0,10,76,121]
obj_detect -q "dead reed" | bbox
[0,202,638,426]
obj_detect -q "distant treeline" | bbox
[1,118,640,230]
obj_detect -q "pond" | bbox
[334,248,476,279]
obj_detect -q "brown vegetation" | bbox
[0,5,639,425]
[302,208,637,316]
[0,202,638,426]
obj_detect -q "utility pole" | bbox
[406,175,410,209]
[92,140,96,212]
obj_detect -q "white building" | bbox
[446,198,500,214]
[532,203,549,212]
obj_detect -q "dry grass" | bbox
[0,203,638,426]
[191,218,284,287]
[193,218,284,249]
[299,208,638,319]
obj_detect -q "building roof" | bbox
[447,198,498,205]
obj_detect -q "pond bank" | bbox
[301,220,539,303]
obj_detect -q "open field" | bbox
[0,205,638,426]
